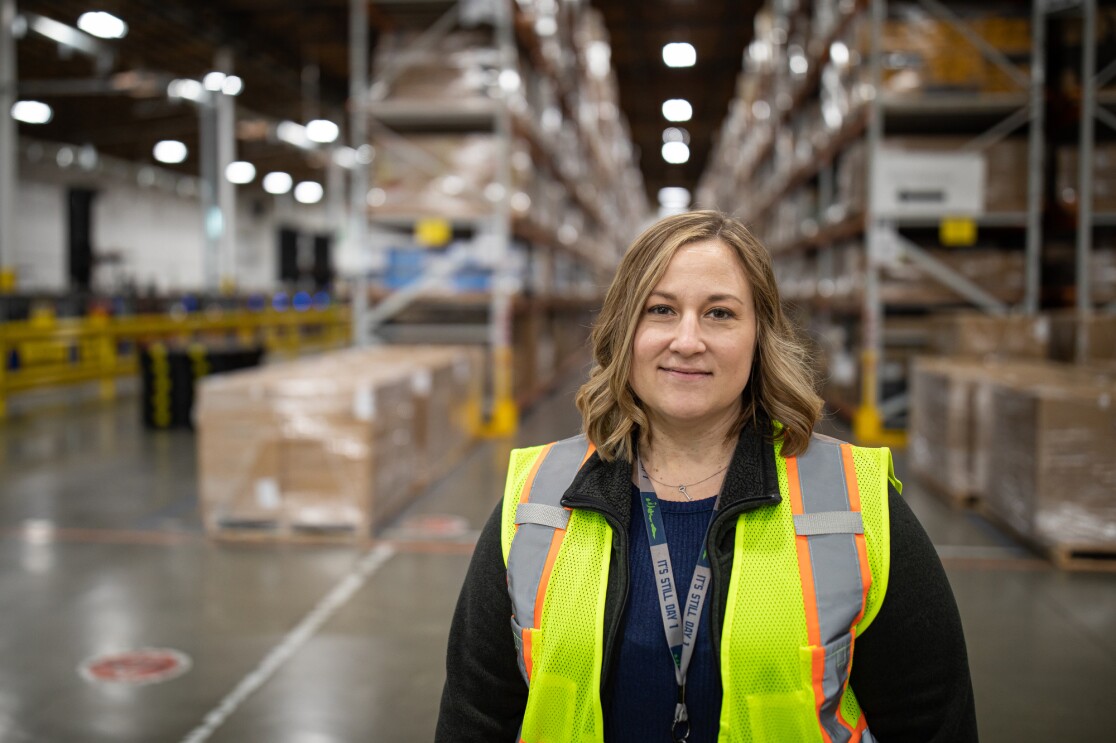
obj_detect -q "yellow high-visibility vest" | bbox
[501,433,896,743]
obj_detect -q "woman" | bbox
[437,211,977,742]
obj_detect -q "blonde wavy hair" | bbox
[575,210,822,461]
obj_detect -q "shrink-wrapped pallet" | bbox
[196,346,482,538]
[909,357,986,503]
[983,371,1116,563]
[196,360,417,536]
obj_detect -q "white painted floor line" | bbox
[179,543,397,743]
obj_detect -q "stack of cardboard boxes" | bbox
[909,314,1116,565]
[195,345,483,539]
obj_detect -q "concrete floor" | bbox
[0,375,1113,742]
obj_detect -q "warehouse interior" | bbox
[1,0,1114,741]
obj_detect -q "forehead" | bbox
[656,239,749,285]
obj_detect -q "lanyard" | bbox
[637,459,720,742]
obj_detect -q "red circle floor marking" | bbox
[79,648,192,686]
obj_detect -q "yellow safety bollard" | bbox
[89,313,117,401]
[147,343,172,429]
[476,345,519,438]
[0,334,8,420]
[852,350,906,448]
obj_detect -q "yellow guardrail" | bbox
[0,306,351,418]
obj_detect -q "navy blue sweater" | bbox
[605,486,720,742]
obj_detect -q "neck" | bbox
[637,408,739,501]
[639,407,738,466]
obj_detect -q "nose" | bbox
[669,312,706,356]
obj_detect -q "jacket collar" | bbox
[561,417,783,530]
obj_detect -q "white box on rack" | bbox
[871,149,986,217]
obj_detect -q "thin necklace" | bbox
[638,458,729,502]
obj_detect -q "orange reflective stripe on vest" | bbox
[786,438,876,743]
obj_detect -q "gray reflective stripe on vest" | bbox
[516,502,571,530]
[796,436,869,743]
[794,511,863,536]
[505,434,591,686]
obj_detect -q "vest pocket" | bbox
[520,669,578,743]
[744,689,818,741]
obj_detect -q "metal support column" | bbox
[1075,0,1096,361]
[1024,0,1046,315]
[0,0,17,294]
[326,147,345,283]
[199,99,220,292]
[483,0,518,436]
[349,0,370,347]
[854,0,888,444]
[215,48,237,293]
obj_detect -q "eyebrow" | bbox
[648,290,745,304]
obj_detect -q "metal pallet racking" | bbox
[346,0,649,434]
[697,0,1115,444]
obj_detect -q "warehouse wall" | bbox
[12,180,67,291]
[13,171,333,294]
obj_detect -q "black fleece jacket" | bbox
[436,421,978,742]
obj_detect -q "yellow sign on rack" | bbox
[415,218,452,247]
[939,217,977,247]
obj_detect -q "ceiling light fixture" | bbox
[153,140,188,164]
[789,51,809,76]
[11,100,53,124]
[222,76,243,96]
[306,119,339,144]
[294,181,324,204]
[657,187,691,208]
[263,172,293,195]
[167,79,205,102]
[203,71,226,92]
[662,127,690,144]
[225,161,256,185]
[535,17,557,37]
[662,98,692,122]
[76,11,127,40]
[277,121,312,149]
[499,70,521,93]
[332,147,359,169]
[587,41,611,78]
[661,141,690,165]
[662,42,696,68]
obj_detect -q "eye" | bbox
[646,304,674,316]
[707,307,735,320]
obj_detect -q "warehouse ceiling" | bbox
[11,0,755,210]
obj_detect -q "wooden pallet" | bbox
[976,504,1116,573]
[1045,545,1116,573]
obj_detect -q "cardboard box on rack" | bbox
[1049,313,1116,363]
[929,313,1050,359]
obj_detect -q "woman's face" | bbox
[629,238,758,432]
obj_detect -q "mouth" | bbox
[661,367,712,379]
